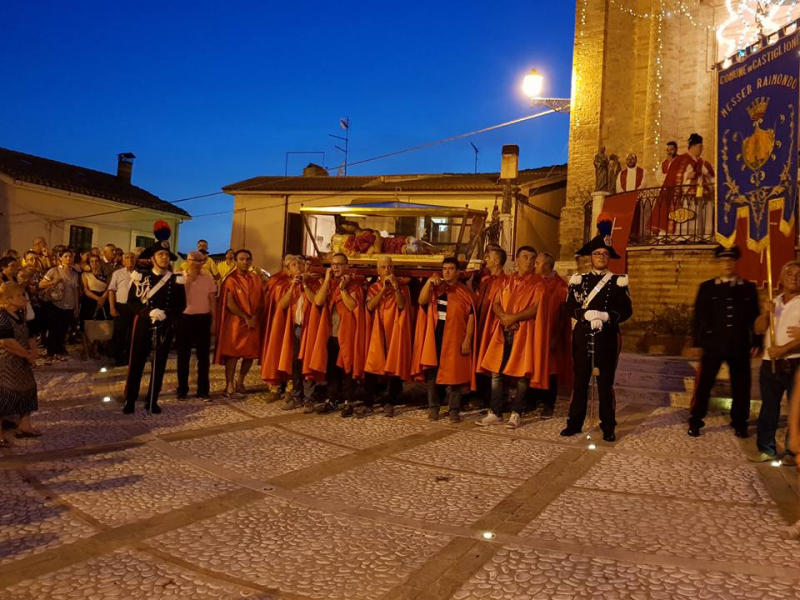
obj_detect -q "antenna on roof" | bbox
[329,117,350,176]
[469,142,479,174]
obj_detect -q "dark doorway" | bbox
[285,213,304,256]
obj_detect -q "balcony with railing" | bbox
[584,185,720,247]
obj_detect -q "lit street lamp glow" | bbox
[522,68,570,112]
[522,69,544,99]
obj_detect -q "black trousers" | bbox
[364,373,403,407]
[567,327,619,435]
[112,304,135,366]
[46,306,73,356]
[326,336,354,404]
[176,313,212,397]
[125,316,174,406]
[689,353,751,430]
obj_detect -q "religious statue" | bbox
[594,147,609,192]
[334,216,424,257]
[607,154,621,193]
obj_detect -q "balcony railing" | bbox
[584,185,718,247]
[628,185,717,246]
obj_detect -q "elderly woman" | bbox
[39,249,81,360]
[80,254,110,360]
[0,282,40,444]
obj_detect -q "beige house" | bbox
[223,163,567,271]
[0,148,190,254]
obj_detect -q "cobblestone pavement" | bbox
[0,356,798,600]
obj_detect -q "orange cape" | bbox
[542,273,573,388]
[480,273,549,388]
[365,281,413,380]
[260,271,293,382]
[260,277,320,383]
[301,277,367,379]
[215,270,264,363]
[411,282,477,389]
[476,272,507,373]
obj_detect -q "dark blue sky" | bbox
[2,1,575,252]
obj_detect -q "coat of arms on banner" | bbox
[719,97,795,251]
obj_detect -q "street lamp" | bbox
[523,68,570,112]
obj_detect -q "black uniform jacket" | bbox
[567,271,633,336]
[692,277,758,356]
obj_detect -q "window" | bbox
[135,235,155,249]
[69,225,93,252]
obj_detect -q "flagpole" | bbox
[766,240,776,374]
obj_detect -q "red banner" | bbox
[733,208,795,287]
[602,191,639,273]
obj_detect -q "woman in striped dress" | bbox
[0,282,40,445]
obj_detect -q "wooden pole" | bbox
[766,240,776,373]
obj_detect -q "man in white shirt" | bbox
[616,153,647,193]
[108,252,137,366]
[176,251,217,400]
[751,260,800,465]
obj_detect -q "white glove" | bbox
[584,310,609,322]
[585,310,609,331]
[149,308,167,324]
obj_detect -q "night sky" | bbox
[2,1,575,252]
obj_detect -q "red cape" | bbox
[215,270,263,364]
[411,282,477,389]
[365,281,413,380]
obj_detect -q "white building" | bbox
[0,148,190,253]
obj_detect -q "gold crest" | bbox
[668,207,696,224]
[742,97,775,171]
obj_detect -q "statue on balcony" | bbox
[615,153,647,193]
[593,147,609,192]
[607,154,621,193]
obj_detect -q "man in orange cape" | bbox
[215,249,263,398]
[361,256,412,418]
[475,247,508,405]
[412,257,477,423]
[533,252,572,417]
[304,253,366,416]
[260,255,294,398]
[477,246,544,429]
[257,255,321,411]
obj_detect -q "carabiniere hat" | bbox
[714,244,741,260]
[575,234,621,260]
[138,239,178,261]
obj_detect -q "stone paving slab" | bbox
[576,453,773,504]
[152,496,451,600]
[395,431,565,480]
[616,407,746,460]
[298,458,519,526]
[0,548,269,599]
[0,470,96,566]
[28,446,235,527]
[117,399,251,435]
[8,406,133,455]
[451,545,800,599]
[519,488,797,568]
[33,370,97,405]
[282,413,430,449]
[173,425,353,480]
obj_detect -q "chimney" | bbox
[500,145,519,180]
[302,163,329,177]
[117,152,136,183]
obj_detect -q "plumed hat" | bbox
[138,220,178,261]
[575,234,621,260]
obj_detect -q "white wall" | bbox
[0,178,185,254]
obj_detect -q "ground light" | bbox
[102,396,112,403]
[100,367,107,373]
[771,460,781,467]
[482,532,495,540]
